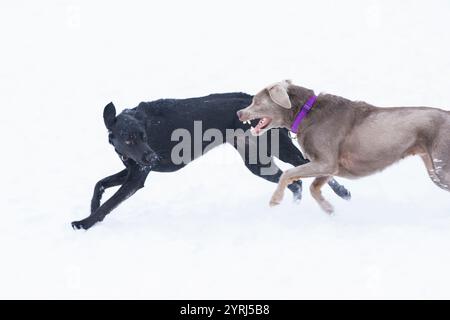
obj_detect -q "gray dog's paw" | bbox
[270,190,284,207]
[320,200,335,214]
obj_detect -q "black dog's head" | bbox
[103,102,159,167]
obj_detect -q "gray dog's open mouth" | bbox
[248,117,272,135]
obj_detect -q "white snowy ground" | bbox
[1,0,450,299]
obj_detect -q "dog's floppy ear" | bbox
[268,84,291,109]
[103,102,116,129]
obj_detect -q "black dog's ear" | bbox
[103,102,116,129]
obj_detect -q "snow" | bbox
[1,0,450,299]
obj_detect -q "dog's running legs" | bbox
[230,131,303,201]
[244,161,303,202]
[310,176,334,214]
[72,163,151,230]
[91,169,129,214]
[270,161,335,211]
[276,129,351,200]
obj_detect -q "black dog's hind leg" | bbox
[276,129,351,200]
[326,179,351,200]
[72,163,151,230]
[91,169,129,214]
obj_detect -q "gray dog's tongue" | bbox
[251,117,271,135]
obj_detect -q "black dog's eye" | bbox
[125,140,132,145]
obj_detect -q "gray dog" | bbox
[237,80,450,213]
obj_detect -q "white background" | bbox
[1,0,450,299]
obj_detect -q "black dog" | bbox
[72,93,350,230]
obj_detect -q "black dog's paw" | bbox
[336,187,351,201]
[71,218,95,231]
[292,189,302,203]
[288,181,303,204]
[71,220,87,230]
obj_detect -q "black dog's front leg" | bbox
[72,165,151,230]
[91,169,129,214]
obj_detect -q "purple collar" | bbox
[290,95,317,133]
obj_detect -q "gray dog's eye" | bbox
[125,140,132,145]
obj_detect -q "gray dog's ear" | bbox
[268,84,291,109]
[103,102,116,129]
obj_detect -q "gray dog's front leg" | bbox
[270,162,335,208]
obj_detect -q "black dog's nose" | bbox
[236,110,243,120]
[143,152,160,165]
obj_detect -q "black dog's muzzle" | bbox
[142,152,160,167]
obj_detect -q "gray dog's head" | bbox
[237,80,293,136]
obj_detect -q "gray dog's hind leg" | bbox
[422,133,450,193]
[423,156,450,192]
